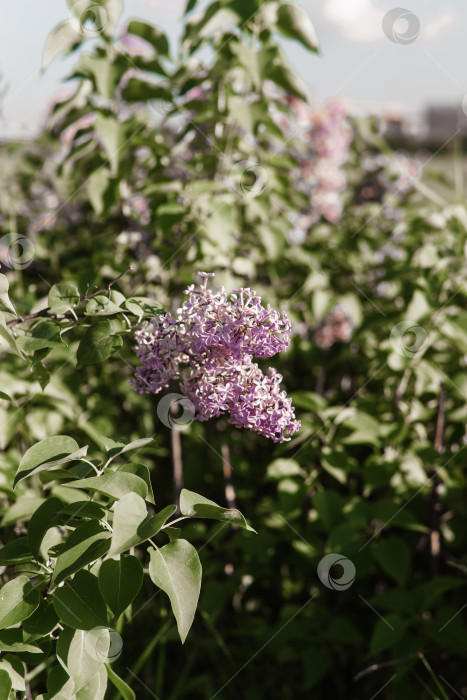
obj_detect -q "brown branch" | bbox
[315,365,326,396]
[171,406,184,515]
[6,267,133,328]
[221,442,237,510]
[221,442,237,575]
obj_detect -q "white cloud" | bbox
[322,1,454,44]
[322,0,384,42]
[421,12,454,41]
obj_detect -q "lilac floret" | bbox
[132,273,300,442]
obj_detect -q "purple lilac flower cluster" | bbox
[132,273,300,442]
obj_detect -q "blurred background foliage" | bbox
[1,0,467,697]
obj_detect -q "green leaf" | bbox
[17,321,63,353]
[108,492,175,557]
[413,577,466,609]
[33,361,51,390]
[59,501,107,520]
[0,630,42,654]
[121,78,171,103]
[85,293,124,316]
[0,274,16,314]
[0,669,12,699]
[14,436,84,488]
[164,527,181,542]
[0,655,25,691]
[106,665,135,700]
[0,537,32,566]
[0,575,40,629]
[42,19,82,69]
[127,20,169,55]
[95,115,122,175]
[28,497,64,559]
[77,320,123,365]
[340,411,381,446]
[102,435,154,457]
[1,495,46,526]
[266,458,303,480]
[98,555,143,618]
[184,0,197,14]
[290,391,327,412]
[180,489,256,532]
[47,664,72,696]
[88,167,113,215]
[0,312,23,357]
[102,0,123,37]
[23,599,59,635]
[276,3,320,52]
[57,627,106,692]
[123,296,163,318]
[51,520,111,587]
[148,539,202,643]
[48,283,80,313]
[62,470,148,501]
[76,664,108,699]
[320,449,348,485]
[313,490,344,529]
[372,536,411,586]
[369,614,407,655]
[53,570,108,630]
[118,463,155,504]
[267,63,308,102]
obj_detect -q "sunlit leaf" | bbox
[148,539,201,643]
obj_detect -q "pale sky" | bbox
[1,0,466,139]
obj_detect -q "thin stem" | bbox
[418,653,450,700]
[80,458,101,475]
[161,516,188,529]
[6,266,133,328]
[221,442,237,510]
[25,662,47,683]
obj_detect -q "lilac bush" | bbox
[132,273,300,442]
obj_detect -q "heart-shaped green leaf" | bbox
[148,539,201,643]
